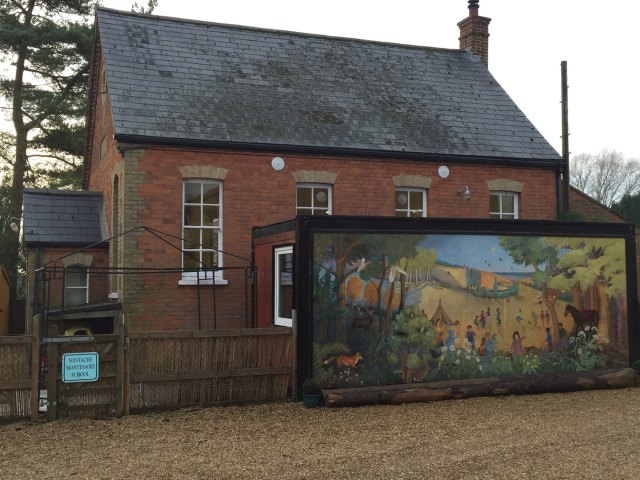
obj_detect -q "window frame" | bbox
[64,265,89,307]
[296,183,332,216]
[273,245,294,327]
[179,179,226,285]
[394,187,427,217]
[489,191,519,219]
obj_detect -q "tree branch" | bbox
[26,153,78,167]
[8,0,28,16]
[25,63,89,131]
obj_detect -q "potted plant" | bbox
[301,378,322,408]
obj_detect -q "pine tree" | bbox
[0,0,95,324]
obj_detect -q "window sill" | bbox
[274,318,293,328]
[177,278,229,286]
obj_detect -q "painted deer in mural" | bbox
[564,304,599,334]
[351,307,374,331]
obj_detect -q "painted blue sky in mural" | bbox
[419,235,536,274]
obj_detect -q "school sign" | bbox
[62,352,99,383]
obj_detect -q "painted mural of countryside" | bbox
[312,233,629,389]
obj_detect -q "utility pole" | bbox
[561,61,570,214]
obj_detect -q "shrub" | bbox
[302,378,320,395]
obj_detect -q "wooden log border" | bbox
[322,368,637,407]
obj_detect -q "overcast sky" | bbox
[5,0,640,159]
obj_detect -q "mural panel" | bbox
[310,232,630,389]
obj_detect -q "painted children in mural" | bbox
[511,331,525,356]
[516,309,523,323]
[545,310,551,326]
[479,310,486,329]
[540,310,546,327]
[496,307,501,326]
[530,311,538,327]
[479,336,487,355]
[545,327,554,352]
[474,315,480,327]
[480,332,496,362]
[466,325,477,351]
[446,329,456,361]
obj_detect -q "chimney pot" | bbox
[468,0,479,16]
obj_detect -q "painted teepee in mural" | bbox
[430,299,455,327]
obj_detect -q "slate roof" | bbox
[23,189,105,246]
[95,8,561,162]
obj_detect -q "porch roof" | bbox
[23,189,105,247]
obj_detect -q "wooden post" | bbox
[30,315,41,421]
[123,313,130,416]
[46,324,58,421]
[291,310,297,401]
[115,311,124,417]
[561,60,570,214]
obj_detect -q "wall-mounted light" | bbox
[457,186,471,201]
[9,217,20,233]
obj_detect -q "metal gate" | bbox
[43,313,125,420]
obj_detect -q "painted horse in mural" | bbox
[564,304,599,334]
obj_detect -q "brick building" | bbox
[24,2,568,333]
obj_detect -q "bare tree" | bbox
[131,0,158,13]
[570,149,640,207]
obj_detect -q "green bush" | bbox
[302,378,320,394]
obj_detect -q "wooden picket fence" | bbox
[0,324,293,421]
[0,334,37,420]
[127,328,293,410]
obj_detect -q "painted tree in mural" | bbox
[311,268,342,344]
[499,236,562,342]
[400,247,436,309]
[314,234,371,344]
[359,235,421,334]
[387,305,436,383]
[545,237,627,346]
[401,248,436,284]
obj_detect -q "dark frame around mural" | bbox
[295,215,638,390]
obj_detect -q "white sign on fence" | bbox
[62,352,99,383]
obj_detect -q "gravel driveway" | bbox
[1,388,639,479]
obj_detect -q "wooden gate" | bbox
[44,313,124,420]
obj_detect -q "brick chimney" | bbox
[458,0,491,67]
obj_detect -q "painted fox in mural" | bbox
[324,352,363,369]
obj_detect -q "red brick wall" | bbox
[115,146,557,331]
[26,247,109,313]
[568,188,627,223]
[86,51,126,300]
[87,52,122,230]
[254,231,296,328]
